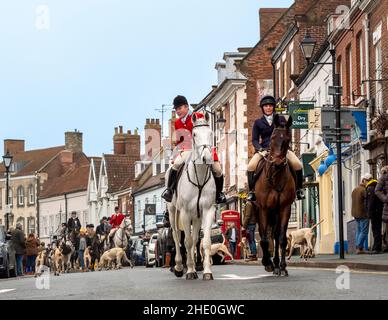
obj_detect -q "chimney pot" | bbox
[119,126,123,134]
[115,127,118,134]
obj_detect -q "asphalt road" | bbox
[0,264,387,300]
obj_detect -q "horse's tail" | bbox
[310,219,324,231]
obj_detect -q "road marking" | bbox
[216,274,273,280]
[0,289,16,294]
[288,267,388,276]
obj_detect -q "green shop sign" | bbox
[289,106,309,129]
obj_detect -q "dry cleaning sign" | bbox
[289,106,309,129]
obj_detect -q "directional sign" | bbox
[321,108,355,130]
[289,106,309,129]
[287,101,315,110]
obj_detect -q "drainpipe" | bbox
[364,15,372,144]
[272,60,277,98]
[64,193,68,223]
[36,174,40,238]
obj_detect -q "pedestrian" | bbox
[375,165,388,251]
[78,229,87,271]
[10,223,26,276]
[242,202,257,260]
[364,173,384,254]
[25,233,40,274]
[351,177,369,254]
[226,223,239,259]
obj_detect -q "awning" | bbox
[352,111,367,141]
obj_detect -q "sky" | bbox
[0,0,293,156]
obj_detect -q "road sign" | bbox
[328,86,343,96]
[289,106,309,129]
[144,204,156,216]
[286,101,315,110]
[321,108,355,130]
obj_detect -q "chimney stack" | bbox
[113,126,141,160]
[144,118,162,161]
[4,139,25,155]
[65,131,83,153]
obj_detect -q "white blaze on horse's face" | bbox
[192,113,213,165]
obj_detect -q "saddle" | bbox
[172,164,185,198]
[253,156,297,187]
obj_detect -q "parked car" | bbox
[130,238,147,266]
[145,233,158,268]
[0,225,16,278]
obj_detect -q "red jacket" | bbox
[110,213,125,228]
[174,112,218,161]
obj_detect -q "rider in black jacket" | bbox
[246,95,305,202]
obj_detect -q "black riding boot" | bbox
[162,169,178,202]
[296,169,305,200]
[247,171,256,202]
[214,174,227,204]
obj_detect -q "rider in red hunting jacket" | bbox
[161,95,226,204]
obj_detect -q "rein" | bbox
[264,148,289,193]
[186,126,213,218]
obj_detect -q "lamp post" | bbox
[2,151,13,231]
[300,34,345,259]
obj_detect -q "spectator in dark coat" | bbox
[376,166,388,222]
[375,166,388,251]
[25,233,40,274]
[226,223,239,259]
[365,174,384,254]
[10,223,26,276]
[242,202,257,260]
[351,178,369,254]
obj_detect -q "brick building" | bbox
[0,131,88,237]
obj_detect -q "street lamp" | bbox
[2,151,13,231]
[300,35,345,259]
[300,32,317,64]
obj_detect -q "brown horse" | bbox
[254,114,296,277]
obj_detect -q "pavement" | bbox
[232,252,388,272]
[1,264,388,300]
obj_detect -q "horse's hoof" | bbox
[281,270,289,277]
[174,269,184,278]
[273,268,281,276]
[265,265,274,273]
[186,273,197,280]
[203,273,214,281]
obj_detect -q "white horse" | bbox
[166,112,217,281]
[103,217,133,250]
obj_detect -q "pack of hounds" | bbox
[35,240,133,278]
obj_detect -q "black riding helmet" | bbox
[260,95,276,109]
[173,95,188,109]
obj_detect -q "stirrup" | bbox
[216,192,227,204]
[247,191,256,202]
[162,189,173,202]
